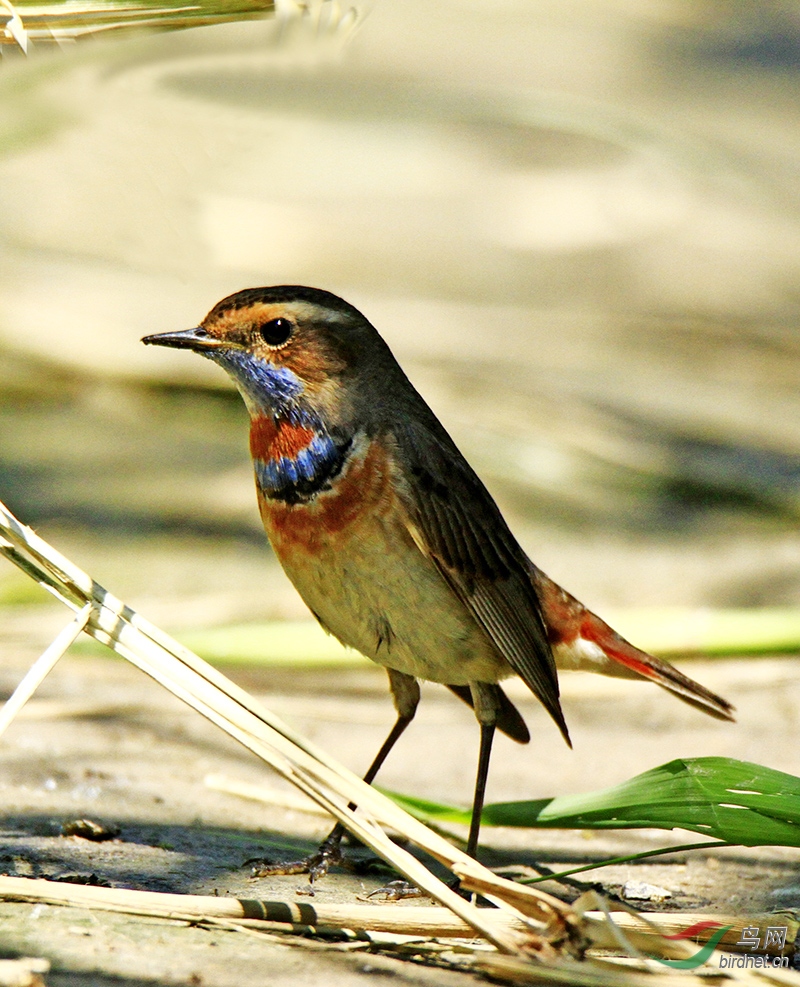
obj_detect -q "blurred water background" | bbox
[2,0,800,633]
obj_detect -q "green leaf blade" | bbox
[389,757,800,848]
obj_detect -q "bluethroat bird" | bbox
[143,286,734,879]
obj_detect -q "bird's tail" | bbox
[530,567,735,722]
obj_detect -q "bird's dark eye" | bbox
[258,318,293,347]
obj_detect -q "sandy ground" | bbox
[1,598,800,984]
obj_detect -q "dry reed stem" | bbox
[4,502,798,981]
[0,501,546,955]
[0,875,528,939]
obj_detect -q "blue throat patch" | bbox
[255,431,352,503]
[216,349,304,412]
[255,432,336,491]
[207,348,351,502]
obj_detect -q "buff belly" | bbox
[256,443,507,686]
[275,514,506,685]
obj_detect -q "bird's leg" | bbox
[466,682,499,860]
[304,686,419,879]
[373,681,500,901]
[467,724,496,859]
[249,670,420,883]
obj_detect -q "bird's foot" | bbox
[246,834,344,884]
[365,879,425,901]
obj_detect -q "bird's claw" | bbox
[366,879,424,901]
[246,837,344,882]
[307,838,345,883]
[246,857,313,878]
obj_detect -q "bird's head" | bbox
[142,286,397,428]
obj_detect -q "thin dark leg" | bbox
[313,710,415,866]
[466,722,495,859]
[250,669,420,882]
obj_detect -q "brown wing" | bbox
[394,422,570,746]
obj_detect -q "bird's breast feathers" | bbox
[253,428,506,684]
[249,415,345,497]
[256,429,398,549]
[249,415,317,463]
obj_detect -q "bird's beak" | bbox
[141,326,224,351]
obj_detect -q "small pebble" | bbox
[622,880,673,901]
[60,818,120,842]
